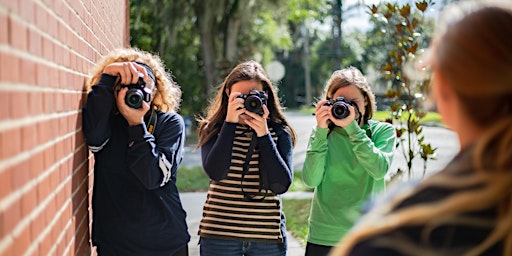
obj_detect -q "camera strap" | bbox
[146,109,157,135]
[241,133,268,202]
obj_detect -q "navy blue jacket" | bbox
[82,74,190,256]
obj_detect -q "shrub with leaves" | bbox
[370,0,437,180]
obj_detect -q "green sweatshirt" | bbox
[302,120,396,246]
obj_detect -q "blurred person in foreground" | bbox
[302,67,396,256]
[330,1,512,255]
[83,48,190,255]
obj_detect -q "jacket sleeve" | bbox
[344,121,396,180]
[201,122,238,181]
[302,127,329,188]
[82,74,117,152]
[126,113,185,189]
[257,124,293,195]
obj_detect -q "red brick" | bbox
[47,12,58,39]
[0,168,12,201]
[1,0,18,13]
[36,64,49,87]
[57,17,67,44]
[43,91,53,114]
[20,58,36,85]
[10,90,29,119]
[39,231,53,255]
[36,120,50,147]
[0,128,21,159]
[18,0,35,24]
[3,199,21,238]
[45,150,56,179]
[37,175,51,207]
[0,211,4,239]
[46,66,59,89]
[0,53,20,83]
[13,225,31,256]
[28,29,42,57]
[28,91,43,115]
[34,3,47,29]
[30,209,45,241]
[21,186,37,217]
[21,124,37,152]
[0,13,8,44]
[0,89,9,119]
[29,150,44,179]
[42,37,53,61]
[55,143,64,168]
[11,160,30,190]
[9,16,28,51]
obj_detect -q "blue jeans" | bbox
[199,237,287,256]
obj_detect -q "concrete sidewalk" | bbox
[181,192,308,256]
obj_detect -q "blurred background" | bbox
[128,0,456,121]
[0,0,461,255]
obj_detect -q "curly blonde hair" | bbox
[86,48,181,112]
[331,1,512,255]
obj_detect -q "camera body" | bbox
[237,89,268,115]
[325,96,353,119]
[123,75,152,109]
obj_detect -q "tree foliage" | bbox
[130,0,328,116]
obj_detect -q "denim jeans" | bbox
[199,237,287,256]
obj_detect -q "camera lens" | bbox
[125,89,143,109]
[244,95,263,115]
[331,101,349,119]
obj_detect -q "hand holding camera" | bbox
[103,62,153,126]
[237,89,268,115]
[315,97,356,128]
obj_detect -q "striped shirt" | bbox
[199,125,283,242]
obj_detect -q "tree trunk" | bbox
[331,0,342,71]
[194,0,220,98]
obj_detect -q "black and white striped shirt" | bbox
[199,125,283,242]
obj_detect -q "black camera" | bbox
[123,74,152,109]
[237,89,268,115]
[325,96,353,119]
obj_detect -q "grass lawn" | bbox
[282,198,311,246]
[176,166,210,192]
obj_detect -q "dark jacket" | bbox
[82,74,190,256]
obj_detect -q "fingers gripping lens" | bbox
[237,89,268,115]
[123,73,152,109]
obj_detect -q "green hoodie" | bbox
[302,120,396,246]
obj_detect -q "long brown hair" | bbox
[331,1,512,255]
[196,60,296,147]
[87,48,181,113]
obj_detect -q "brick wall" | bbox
[0,1,128,255]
